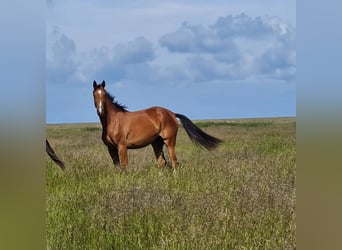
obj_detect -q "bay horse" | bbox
[93,80,222,169]
[46,139,65,170]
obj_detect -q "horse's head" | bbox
[93,80,106,116]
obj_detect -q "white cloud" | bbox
[47,12,295,86]
[113,37,155,65]
[46,28,156,84]
[159,13,296,82]
[46,1,296,123]
[159,21,235,54]
[90,37,155,83]
[214,13,274,38]
[46,26,79,84]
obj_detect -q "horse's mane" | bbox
[105,91,128,112]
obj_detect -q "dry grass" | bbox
[46,117,296,249]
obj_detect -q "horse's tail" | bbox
[175,113,222,150]
[46,139,65,170]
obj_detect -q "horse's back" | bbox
[130,106,178,138]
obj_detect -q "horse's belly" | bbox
[127,144,150,149]
[126,134,158,149]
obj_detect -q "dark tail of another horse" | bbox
[46,139,65,170]
[175,114,223,150]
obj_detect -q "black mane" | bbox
[105,92,128,112]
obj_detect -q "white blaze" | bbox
[97,89,104,114]
[98,102,103,114]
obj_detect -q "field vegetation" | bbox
[46,117,296,249]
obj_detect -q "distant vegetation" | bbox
[195,121,274,128]
[46,117,296,249]
[80,127,101,132]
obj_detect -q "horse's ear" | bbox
[101,80,105,88]
[93,80,97,89]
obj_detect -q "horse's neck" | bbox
[99,98,119,128]
[106,97,126,115]
[99,115,107,128]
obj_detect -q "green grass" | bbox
[46,117,296,249]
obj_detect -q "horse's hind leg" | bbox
[164,136,178,169]
[152,136,167,167]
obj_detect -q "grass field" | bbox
[46,117,296,249]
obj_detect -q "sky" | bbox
[46,0,296,124]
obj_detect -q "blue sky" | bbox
[46,0,296,124]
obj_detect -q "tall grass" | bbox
[46,118,296,249]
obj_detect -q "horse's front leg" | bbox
[118,144,128,168]
[107,145,120,167]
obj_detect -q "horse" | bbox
[46,139,65,170]
[92,80,222,169]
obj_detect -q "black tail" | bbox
[46,139,65,170]
[175,114,222,150]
